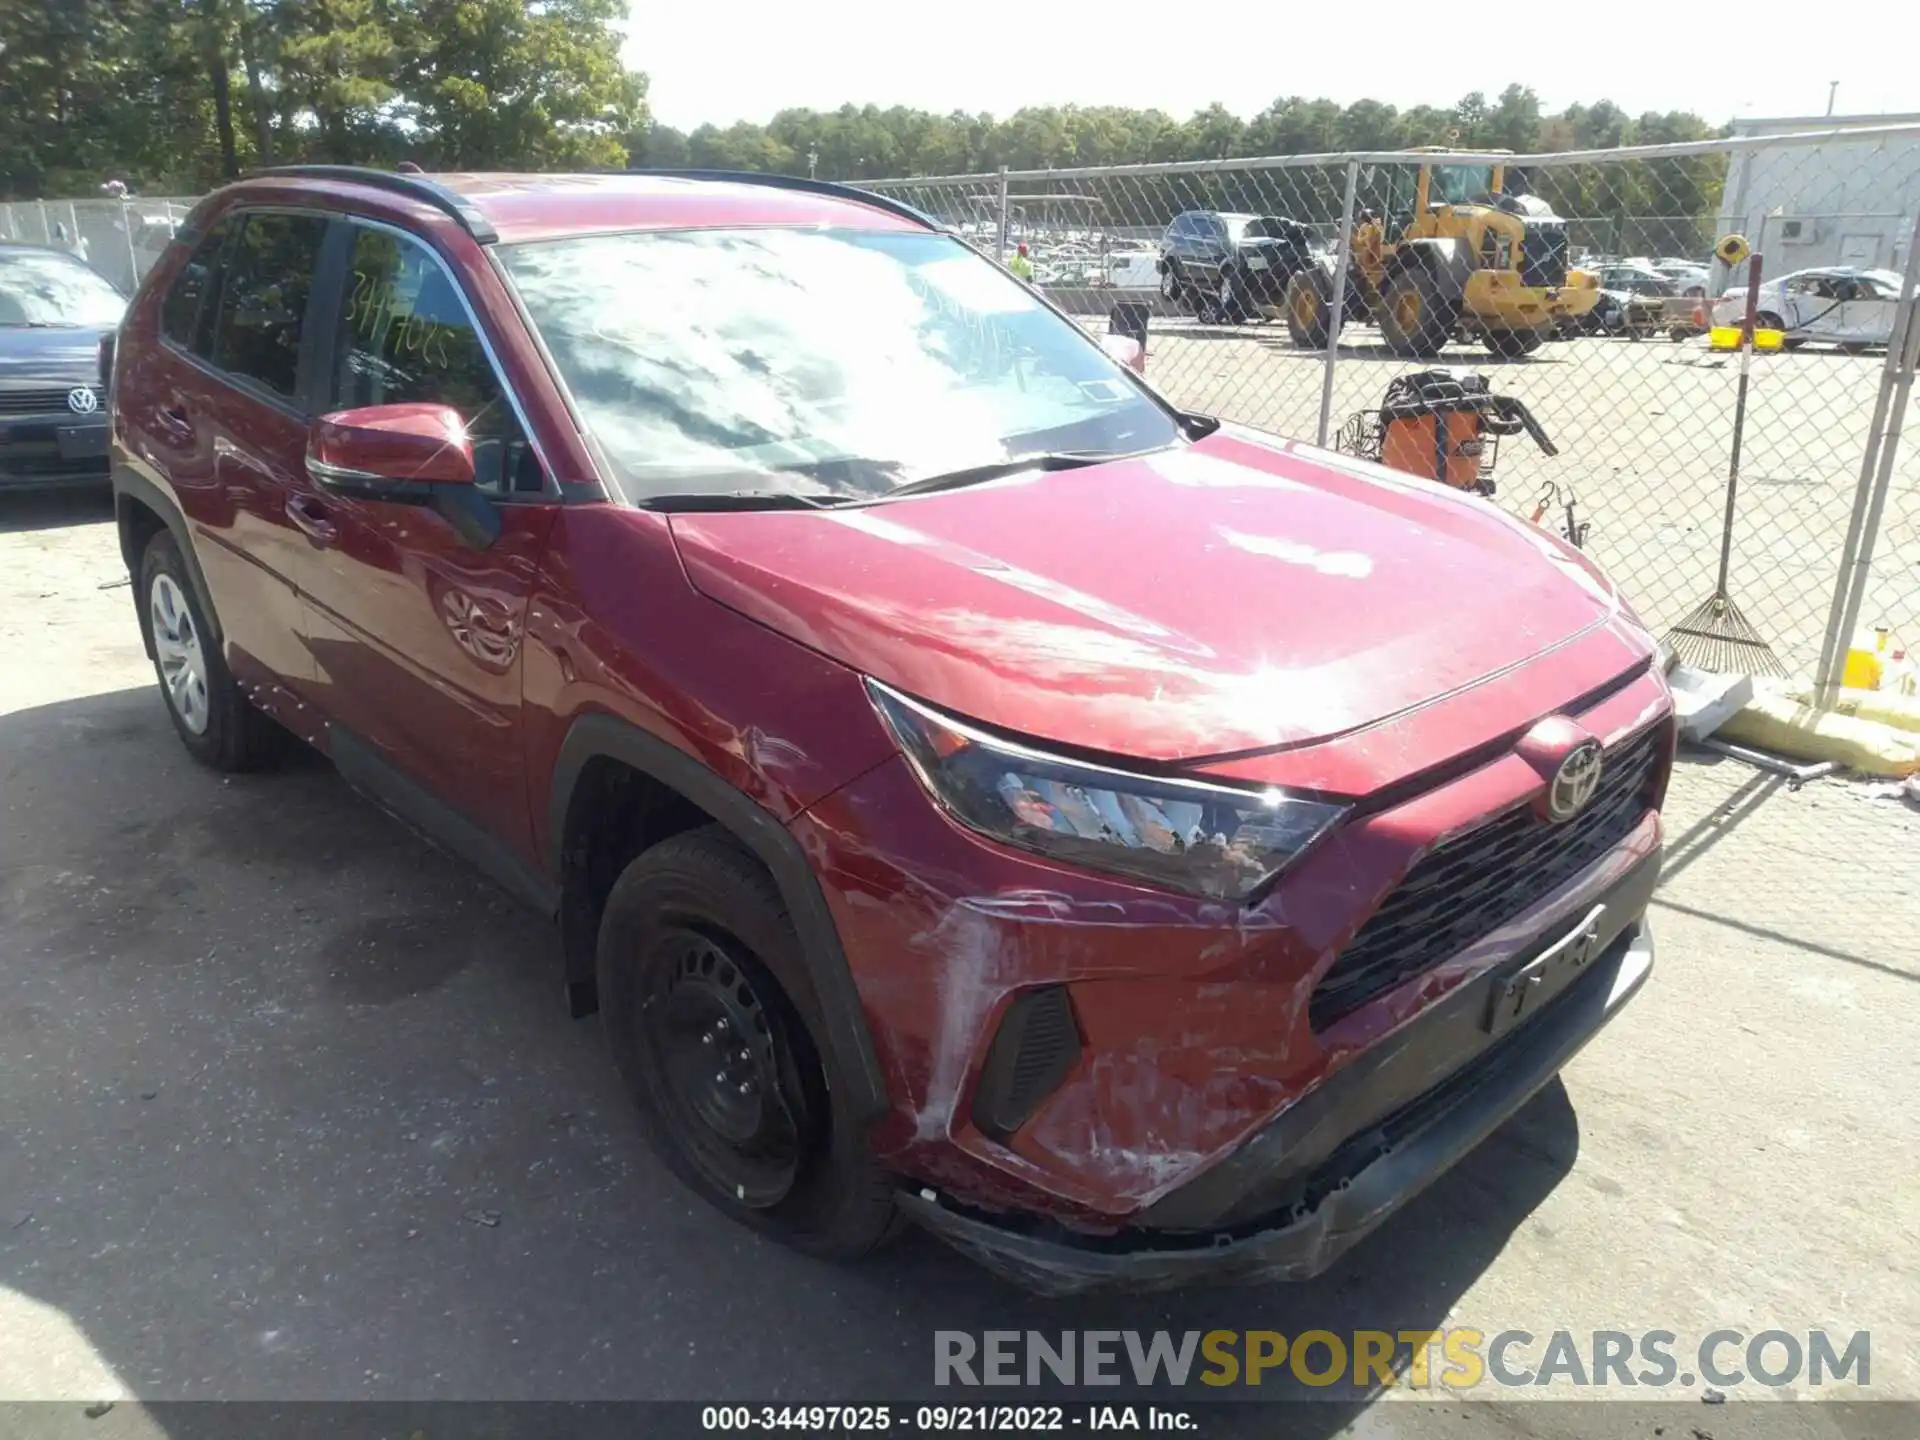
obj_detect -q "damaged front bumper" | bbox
[897,898,1655,1296]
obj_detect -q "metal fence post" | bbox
[1315,160,1361,449]
[995,167,1010,264]
[119,199,139,285]
[1812,203,1920,701]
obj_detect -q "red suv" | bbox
[109,167,1671,1293]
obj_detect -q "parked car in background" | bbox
[1651,260,1710,296]
[1713,267,1903,349]
[1103,249,1162,289]
[0,242,123,490]
[111,167,1671,1293]
[1158,209,1316,322]
[1590,264,1678,338]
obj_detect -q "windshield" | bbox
[500,227,1180,503]
[0,249,125,326]
[1429,165,1494,205]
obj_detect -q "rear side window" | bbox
[208,212,328,401]
[332,225,540,495]
[160,219,230,354]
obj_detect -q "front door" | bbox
[1839,275,1897,345]
[292,220,556,860]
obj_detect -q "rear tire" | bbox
[1379,265,1458,358]
[596,826,898,1260]
[1284,270,1334,348]
[1484,327,1547,357]
[139,531,281,772]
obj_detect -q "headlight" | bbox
[866,681,1348,903]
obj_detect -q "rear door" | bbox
[291,219,557,858]
[123,209,330,700]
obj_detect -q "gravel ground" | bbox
[1,490,1915,1436]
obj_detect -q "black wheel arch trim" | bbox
[114,463,222,657]
[548,712,890,1124]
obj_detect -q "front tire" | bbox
[139,531,280,771]
[1213,270,1249,324]
[1379,266,1458,358]
[1285,270,1334,348]
[596,826,898,1260]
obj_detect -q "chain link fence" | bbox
[7,129,1917,687]
[871,123,1920,689]
[0,196,197,297]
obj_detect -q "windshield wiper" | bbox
[878,451,1120,501]
[641,490,842,513]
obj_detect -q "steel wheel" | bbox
[646,928,810,1209]
[149,572,210,735]
[1291,282,1318,332]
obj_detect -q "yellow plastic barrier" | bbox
[1777,682,1920,736]
[1708,325,1785,352]
[1717,685,1920,776]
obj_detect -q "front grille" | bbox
[1519,224,1570,288]
[1309,725,1663,1031]
[0,386,96,417]
[0,452,105,478]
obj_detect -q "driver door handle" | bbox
[156,404,193,441]
[286,493,338,547]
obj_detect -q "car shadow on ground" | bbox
[0,488,114,535]
[0,686,1580,1429]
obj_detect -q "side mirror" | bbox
[307,403,498,549]
[307,403,476,493]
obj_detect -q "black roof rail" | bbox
[242,165,499,244]
[636,169,945,232]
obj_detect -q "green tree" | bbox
[394,0,642,169]
[268,0,396,162]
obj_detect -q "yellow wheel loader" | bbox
[1286,151,1601,359]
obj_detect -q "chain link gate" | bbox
[871,122,1920,685]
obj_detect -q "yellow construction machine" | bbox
[1286,151,1601,358]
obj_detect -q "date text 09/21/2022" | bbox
[700,1405,1195,1432]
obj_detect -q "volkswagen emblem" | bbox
[66,386,99,415]
[1547,740,1604,821]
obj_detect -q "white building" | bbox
[1717,113,1920,284]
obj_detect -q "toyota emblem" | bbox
[66,386,99,415]
[1547,741,1604,821]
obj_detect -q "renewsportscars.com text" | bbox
[934,1329,1870,1392]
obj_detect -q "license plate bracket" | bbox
[57,425,108,460]
[1482,903,1607,1038]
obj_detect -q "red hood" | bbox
[669,428,1653,790]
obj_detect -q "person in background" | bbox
[1007,241,1034,282]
